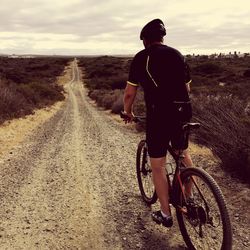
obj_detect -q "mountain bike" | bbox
[121,112,232,250]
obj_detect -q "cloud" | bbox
[0,0,249,55]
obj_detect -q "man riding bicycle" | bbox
[123,19,194,227]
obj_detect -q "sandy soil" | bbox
[0,60,249,250]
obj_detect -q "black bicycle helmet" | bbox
[140,19,166,40]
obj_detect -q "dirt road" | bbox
[0,60,249,249]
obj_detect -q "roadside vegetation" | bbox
[78,56,128,114]
[79,55,250,183]
[0,56,71,123]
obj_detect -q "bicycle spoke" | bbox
[136,140,157,204]
[141,162,154,197]
[176,168,231,250]
[189,178,222,248]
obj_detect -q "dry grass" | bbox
[192,95,250,182]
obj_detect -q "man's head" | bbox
[140,19,166,46]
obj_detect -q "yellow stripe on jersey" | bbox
[186,79,192,85]
[127,81,139,87]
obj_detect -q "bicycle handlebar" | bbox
[120,111,200,131]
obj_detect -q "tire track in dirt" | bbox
[0,60,119,249]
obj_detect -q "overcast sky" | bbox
[0,0,249,55]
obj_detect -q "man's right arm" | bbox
[123,83,138,116]
[123,53,141,122]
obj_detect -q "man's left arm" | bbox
[186,80,191,93]
[184,62,192,93]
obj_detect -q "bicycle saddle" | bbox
[182,123,201,131]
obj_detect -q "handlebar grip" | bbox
[120,111,139,122]
[120,111,146,123]
[120,111,129,119]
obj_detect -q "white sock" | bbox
[161,210,172,219]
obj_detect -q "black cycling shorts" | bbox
[146,120,188,158]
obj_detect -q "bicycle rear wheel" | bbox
[175,167,232,250]
[136,140,157,205]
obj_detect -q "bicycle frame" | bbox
[166,144,187,207]
[120,111,204,208]
[167,144,210,216]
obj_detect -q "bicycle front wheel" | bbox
[175,167,232,250]
[136,140,157,205]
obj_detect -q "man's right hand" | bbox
[120,111,134,124]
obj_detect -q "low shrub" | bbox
[192,95,250,182]
[100,94,115,109]
[243,69,250,77]
[111,75,127,89]
[133,89,146,115]
[17,82,64,106]
[193,62,224,75]
[79,56,129,91]
[88,88,124,112]
[88,89,109,106]
[28,82,64,101]
[18,83,40,104]
[111,94,124,114]
[0,83,29,123]
[101,90,123,109]
[0,56,70,123]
